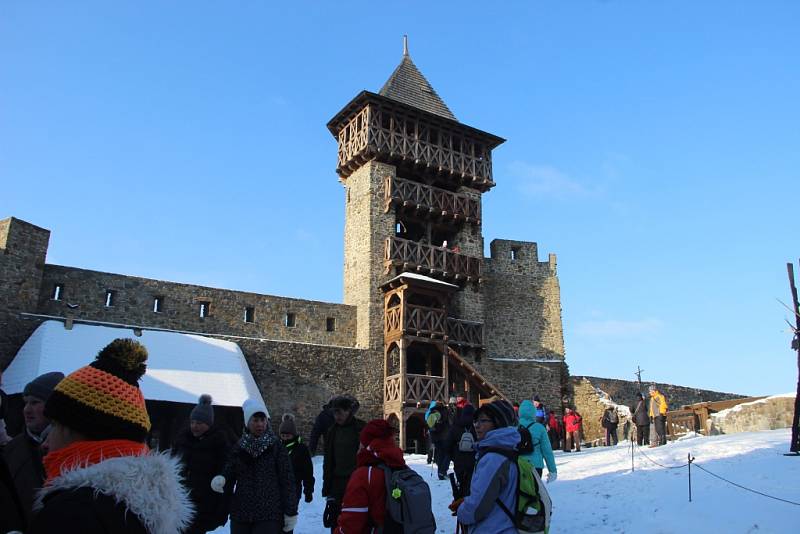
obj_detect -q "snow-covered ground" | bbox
[213,428,800,533]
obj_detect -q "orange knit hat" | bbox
[45,338,151,442]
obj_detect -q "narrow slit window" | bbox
[52,284,64,301]
[105,290,115,307]
[199,302,210,318]
[326,317,336,332]
[153,296,163,313]
[510,247,520,261]
[244,307,255,323]
[284,312,296,328]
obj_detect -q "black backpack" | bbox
[517,422,539,455]
[376,464,436,534]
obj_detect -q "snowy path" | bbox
[212,428,800,533]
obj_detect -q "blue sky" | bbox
[2,2,798,396]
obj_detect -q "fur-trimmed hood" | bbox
[36,452,194,533]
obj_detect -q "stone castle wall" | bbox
[234,338,383,441]
[572,375,745,443]
[36,265,357,347]
[484,240,564,360]
[709,395,795,435]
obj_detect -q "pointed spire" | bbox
[378,39,456,121]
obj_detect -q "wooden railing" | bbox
[384,236,481,282]
[404,374,446,404]
[667,410,698,438]
[384,374,402,404]
[447,318,484,347]
[385,304,447,340]
[384,176,480,223]
[334,102,496,190]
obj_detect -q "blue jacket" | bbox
[457,426,520,534]
[519,400,557,474]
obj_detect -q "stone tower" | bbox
[328,41,530,447]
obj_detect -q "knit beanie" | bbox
[243,398,270,425]
[359,419,395,446]
[23,372,65,402]
[190,394,214,426]
[45,338,151,442]
[279,413,297,436]
[474,399,516,428]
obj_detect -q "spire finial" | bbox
[403,35,409,57]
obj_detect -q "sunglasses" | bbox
[473,418,493,426]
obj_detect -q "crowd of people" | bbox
[0,337,673,533]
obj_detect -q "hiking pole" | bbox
[688,453,695,502]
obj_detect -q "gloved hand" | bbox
[546,472,557,483]
[304,492,313,503]
[323,498,339,528]
[283,514,298,532]
[448,497,464,515]
[210,475,226,493]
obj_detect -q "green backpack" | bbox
[485,448,553,534]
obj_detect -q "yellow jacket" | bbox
[649,391,667,416]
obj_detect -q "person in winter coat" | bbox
[600,406,619,446]
[518,400,557,481]
[0,368,12,446]
[563,407,582,452]
[212,398,298,534]
[426,399,453,480]
[649,384,668,446]
[452,399,520,534]
[30,339,193,534]
[333,419,407,534]
[532,395,548,424]
[3,370,64,526]
[632,392,650,446]
[173,394,230,534]
[309,399,335,456]
[1,453,26,533]
[445,403,477,497]
[322,395,365,533]
[279,413,315,509]
[547,411,561,450]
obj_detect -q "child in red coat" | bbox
[334,419,406,534]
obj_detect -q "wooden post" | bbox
[787,262,800,454]
[399,338,407,450]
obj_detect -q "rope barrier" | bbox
[633,442,690,469]
[692,462,800,507]
[622,439,800,507]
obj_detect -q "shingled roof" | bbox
[379,50,457,121]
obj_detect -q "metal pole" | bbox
[631,435,635,472]
[688,454,694,502]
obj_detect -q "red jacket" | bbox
[564,412,582,433]
[547,412,560,432]
[334,437,407,534]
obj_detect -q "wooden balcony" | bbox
[447,318,484,348]
[385,303,447,341]
[384,236,481,282]
[385,373,447,405]
[384,176,480,224]
[329,94,504,191]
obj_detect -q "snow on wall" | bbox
[709,394,795,435]
[3,320,263,407]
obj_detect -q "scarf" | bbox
[239,430,276,458]
[43,439,149,485]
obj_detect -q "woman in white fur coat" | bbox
[30,339,193,533]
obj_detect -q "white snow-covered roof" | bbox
[3,320,263,407]
[386,272,459,289]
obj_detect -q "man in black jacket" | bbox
[632,392,650,446]
[309,398,335,456]
[322,395,365,533]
